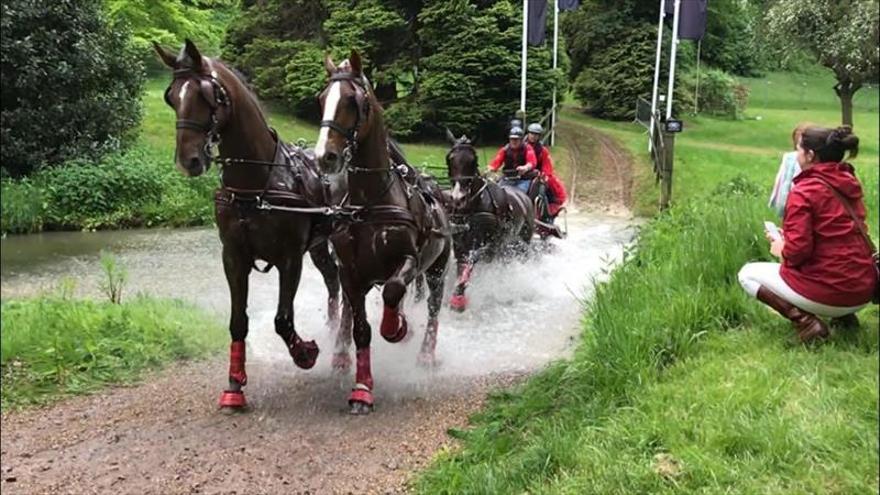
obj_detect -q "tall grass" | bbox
[415,182,879,494]
[0,290,225,409]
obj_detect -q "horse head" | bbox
[445,130,479,210]
[153,39,237,177]
[315,51,381,175]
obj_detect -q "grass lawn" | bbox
[0,291,226,409]
[414,68,880,494]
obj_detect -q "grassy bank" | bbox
[0,292,225,409]
[415,69,879,493]
[416,182,879,494]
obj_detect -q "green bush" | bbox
[40,148,166,230]
[0,144,217,234]
[679,67,750,119]
[1,0,145,176]
[0,179,44,234]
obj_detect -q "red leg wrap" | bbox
[355,348,373,390]
[228,341,247,386]
[219,390,247,408]
[349,385,374,406]
[380,305,408,343]
[449,294,468,312]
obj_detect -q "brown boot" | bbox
[756,286,829,343]
[829,313,859,330]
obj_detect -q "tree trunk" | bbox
[833,79,861,127]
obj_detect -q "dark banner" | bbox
[528,0,548,45]
[666,0,708,41]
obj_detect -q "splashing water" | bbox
[1,213,635,399]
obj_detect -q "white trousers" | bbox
[738,262,866,317]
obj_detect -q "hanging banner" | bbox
[666,0,708,40]
[558,0,580,11]
[527,0,548,45]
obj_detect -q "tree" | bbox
[767,0,880,126]
[1,0,144,176]
[106,0,238,69]
[419,0,563,139]
[221,0,562,139]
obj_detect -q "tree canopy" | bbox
[767,0,880,126]
[222,0,564,141]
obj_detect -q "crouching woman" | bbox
[738,125,878,343]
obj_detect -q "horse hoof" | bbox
[417,352,438,368]
[218,390,247,409]
[291,340,319,369]
[348,386,374,415]
[349,401,373,415]
[449,294,468,312]
[380,306,408,343]
[332,352,352,372]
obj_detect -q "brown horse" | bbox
[153,40,342,409]
[444,131,535,312]
[315,51,452,414]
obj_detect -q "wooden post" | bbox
[660,130,675,210]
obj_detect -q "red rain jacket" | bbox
[781,162,876,306]
[531,143,567,207]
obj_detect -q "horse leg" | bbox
[379,254,418,343]
[348,290,374,415]
[414,274,426,302]
[332,294,353,372]
[419,253,449,368]
[449,251,475,312]
[308,241,341,331]
[275,256,319,370]
[219,248,250,409]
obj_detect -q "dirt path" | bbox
[1,356,520,494]
[556,118,634,217]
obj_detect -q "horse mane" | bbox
[388,137,408,165]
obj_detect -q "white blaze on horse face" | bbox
[315,81,342,160]
[451,182,465,202]
[178,81,191,111]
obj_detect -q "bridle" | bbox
[319,72,374,174]
[447,142,487,210]
[164,68,231,165]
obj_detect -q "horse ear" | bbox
[445,128,457,144]
[324,53,337,75]
[183,38,204,70]
[152,41,177,69]
[349,50,363,75]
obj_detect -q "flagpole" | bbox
[649,0,666,152]
[551,0,559,146]
[666,0,681,120]
[520,0,529,117]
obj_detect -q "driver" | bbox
[488,126,537,194]
[526,123,567,221]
